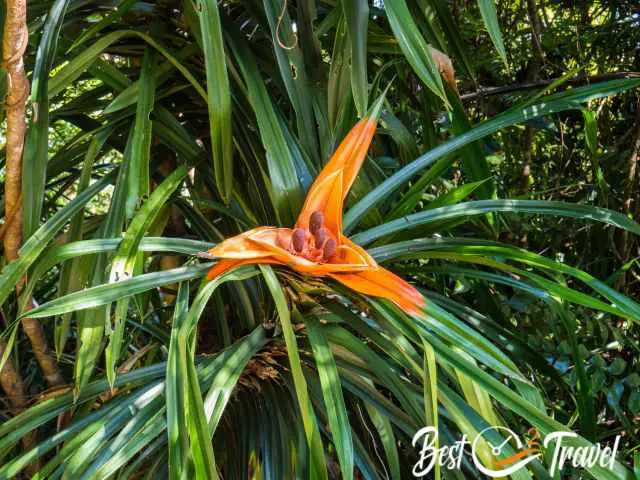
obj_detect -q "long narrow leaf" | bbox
[477,0,508,68]
[260,266,328,480]
[23,0,71,240]
[198,0,233,203]
[353,199,640,245]
[345,78,640,231]
[307,317,354,480]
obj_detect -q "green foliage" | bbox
[0,0,638,478]
[197,0,233,204]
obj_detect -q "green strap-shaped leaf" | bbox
[125,48,155,218]
[426,178,491,210]
[417,0,475,80]
[173,268,260,478]
[197,0,233,203]
[384,0,448,106]
[23,0,71,240]
[30,237,212,287]
[180,318,219,478]
[0,393,132,478]
[477,0,509,69]
[67,0,137,52]
[344,78,640,231]
[76,396,166,478]
[327,14,354,135]
[341,0,369,116]
[203,325,267,433]
[62,383,165,476]
[90,408,168,478]
[437,383,536,480]
[262,0,320,165]
[422,257,630,319]
[166,283,193,479]
[383,153,453,220]
[325,324,424,423]
[104,45,199,115]
[449,92,496,200]
[21,264,211,319]
[427,332,631,479]
[0,173,114,308]
[260,266,328,480]
[227,31,304,226]
[370,296,527,382]
[48,30,206,101]
[74,124,134,396]
[55,128,112,356]
[106,165,188,387]
[582,108,609,197]
[352,199,640,246]
[370,237,640,319]
[363,403,401,480]
[421,338,439,480]
[307,317,354,480]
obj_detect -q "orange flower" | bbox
[204,103,425,317]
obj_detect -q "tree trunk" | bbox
[0,340,40,474]
[2,0,28,264]
[2,0,64,388]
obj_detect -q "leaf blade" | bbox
[198,0,233,203]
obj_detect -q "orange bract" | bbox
[205,115,425,317]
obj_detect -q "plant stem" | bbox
[0,339,40,474]
[2,0,64,388]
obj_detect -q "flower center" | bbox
[290,211,336,262]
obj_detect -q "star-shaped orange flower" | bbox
[203,101,425,317]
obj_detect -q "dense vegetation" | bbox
[0,0,638,478]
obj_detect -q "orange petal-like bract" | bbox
[205,113,425,317]
[295,117,377,240]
